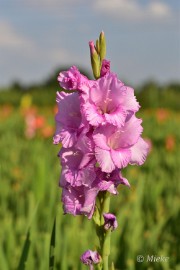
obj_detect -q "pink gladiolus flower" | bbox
[59,135,96,187]
[58,66,90,92]
[96,168,130,194]
[62,184,98,219]
[93,114,148,173]
[54,64,149,219]
[82,73,140,128]
[53,91,88,148]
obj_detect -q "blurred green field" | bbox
[0,100,180,270]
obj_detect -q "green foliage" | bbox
[136,81,180,111]
[49,218,56,270]
[17,229,31,270]
[0,106,179,270]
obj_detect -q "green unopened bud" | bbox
[99,31,106,61]
[89,41,100,79]
[96,39,100,54]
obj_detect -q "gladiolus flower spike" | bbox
[54,31,149,270]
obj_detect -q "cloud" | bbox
[0,20,34,49]
[93,0,172,22]
[0,19,77,85]
[0,19,75,63]
[147,2,172,18]
[22,0,83,9]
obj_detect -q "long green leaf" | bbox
[49,217,56,270]
[17,229,31,270]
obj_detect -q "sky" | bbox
[0,0,180,86]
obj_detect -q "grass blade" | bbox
[17,229,31,270]
[49,217,56,270]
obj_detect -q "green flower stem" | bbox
[95,192,111,270]
[100,192,110,225]
[102,230,111,270]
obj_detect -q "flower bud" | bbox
[100,59,110,77]
[89,41,100,79]
[103,213,118,231]
[99,31,106,61]
[96,39,100,54]
[80,250,101,269]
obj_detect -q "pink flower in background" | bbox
[25,110,52,139]
[82,73,139,128]
[25,113,36,139]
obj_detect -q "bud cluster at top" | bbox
[89,31,106,79]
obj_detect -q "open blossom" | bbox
[82,72,140,128]
[93,114,148,173]
[58,66,90,92]
[53,91,88,148]
[62,184,98,219]
[59,135,96,188]
[96,168,130,194]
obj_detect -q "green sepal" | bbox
[93,205,101,226]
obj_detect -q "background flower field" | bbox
[0,80,179,270]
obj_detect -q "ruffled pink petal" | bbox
[95,147,116,173]
[62,164,96,187]
[130,137,149,165]
[93,124,116,148]
[81,187,98,219]
[111,148,131,169]
[55,92,81,127]
[57,66,81,90]
[57,129,77,148]
[93,132,110,151]
[121,86,140,112]
[98,180,118,194]
[62,185,98,219]
[117,115,143,148]
[90,77,112,105]
[83,102,104,126]
[54,91,82,147]
[76,134,94,154]
[104,106,127,128]
[118,173,130,187]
